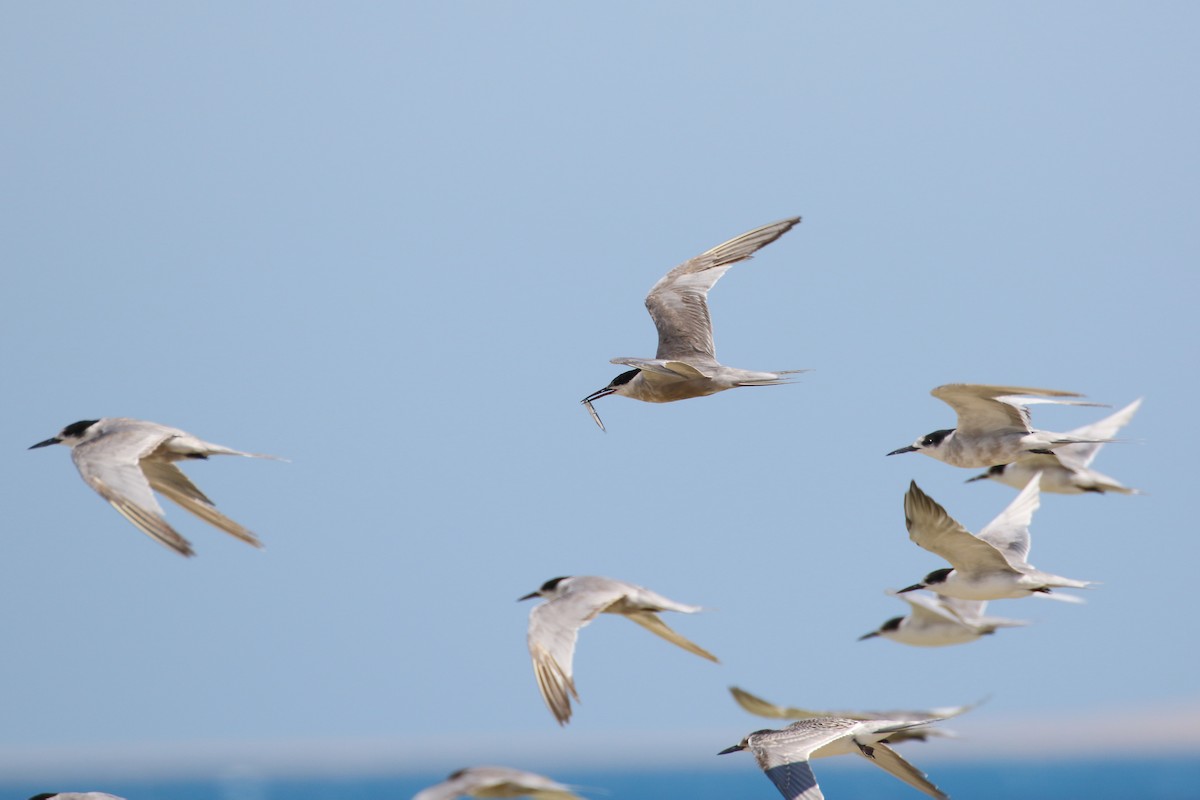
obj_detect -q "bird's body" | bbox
[412,766,584,800]
[859,590,1028,647]
[29,417,280,557]
[582,217,803,430]
[720,717,949,800]
[899,477,1093,601]
[888,384,1110,468]
[29,794,126,800]
[967,398,1142,494]
[520,575,716,725]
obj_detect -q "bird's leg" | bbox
[855,740,876,759]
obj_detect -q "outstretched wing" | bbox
[977,473,1041,567]
[526,586,624,725]
[645,218,800,361]
[71,434,195,557]
[905,481,1012,573]
[1056,397,1142,468]
[761,760,824,800]
[623,610,718,662]
[932,384,1087,436]
[141,461,263,549]
[857,742,948,799]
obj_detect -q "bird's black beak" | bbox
[857,631,880,641]
[28,437,60,450]
[717,744,746,755]
[581,386,616,404]
[964,472,989,483]
[887,445,918,456]
[897,583,924,593]
[517,591,540,602]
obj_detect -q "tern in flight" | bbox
[582,217,804,430]
[520,575,717,724]
[887,384,1111,468]
[720,716,949,799]
[30,417,281,557]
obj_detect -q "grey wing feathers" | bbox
[932,384,1085,436]
[141,461,264,549]
[624,610,718,662]
[977,473,1040,566]
[895,591,966,625]
[858,742,948,800]
[647,217,800,361]
[1058,397,1142,468]
[904,482,1012,572]
[71,449,196,557]
[730,686,820,719]
[527,604,583,725]
[729,687,898,722]
[730,686,974,724]
[527,593,612,725]
[762,760,824,800]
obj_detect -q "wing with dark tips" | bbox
[762,761,824,800]
[141,461,263,549]
[905,481,1013,573]
[857,742,948,799]
[71,440,195,557]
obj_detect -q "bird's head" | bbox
[888,428,955,457]
[29,419,102,450]
[859,616,903,641]
[580,370,639,431]
[899,568,953,593]
[518,576,570,601]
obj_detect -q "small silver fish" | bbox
[582,398,606,432]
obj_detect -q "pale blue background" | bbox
[2,0,1197,790]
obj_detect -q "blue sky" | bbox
[2,0,1197,787]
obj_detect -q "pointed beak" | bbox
[897,583,924,593]
[28,437,60,450]
[717,744,746,755]
[581,386,616,404]
[965,472,989,483]
[857,631,880,641]
[517,591,540,602]
[887,445,918,456]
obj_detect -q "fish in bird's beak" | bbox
[887,445,918,456]
[29,437,61,450]
[580,388,615,432]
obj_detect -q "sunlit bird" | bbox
[29,417,282,557]
[858,590,1028,647]
[887,384,1110,468]
[719,716,950,800]
[582,217,804,430]
[966,398,1142,494]
[729,686,979,743]
[519,575,717,725]
[898,477,1094,601]
[29,794,127,800]
[412,766,585,800]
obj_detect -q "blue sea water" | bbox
[5,758,1200,800]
